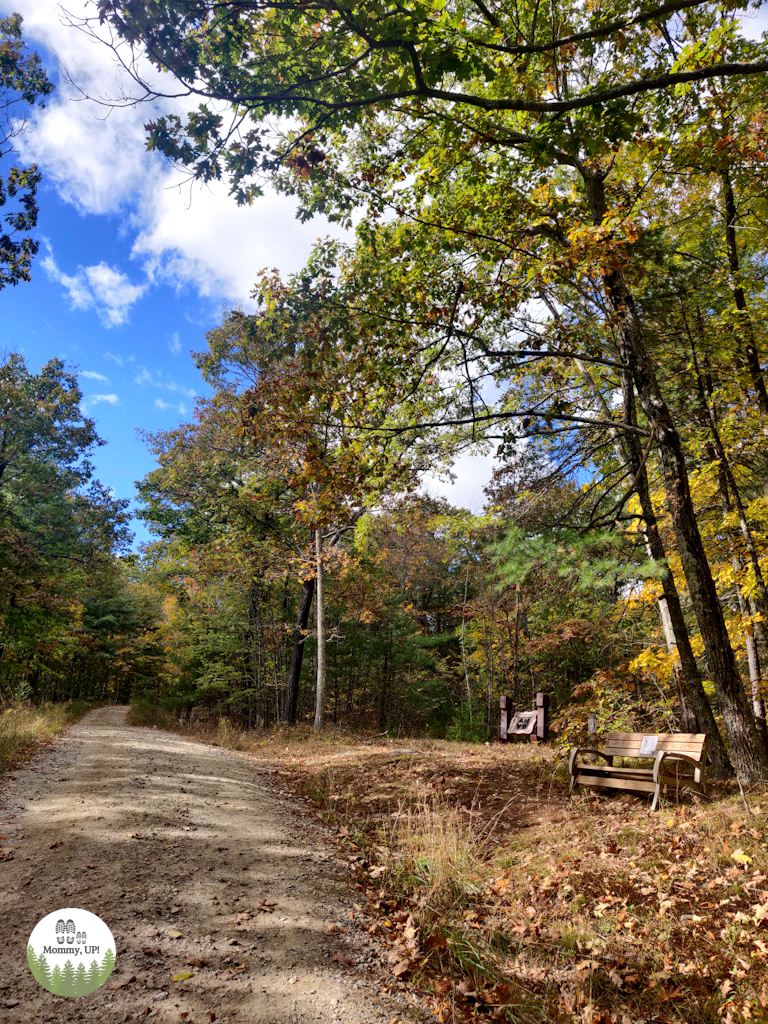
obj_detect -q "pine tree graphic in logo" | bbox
[27,909,116,996]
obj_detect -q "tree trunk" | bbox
[575,357,732,776]
[720,168,768,415]
[284,575,315,725]
[313,527,326,733]
[585,172,768,785]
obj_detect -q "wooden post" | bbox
[499,695,513,742]
[535,692,549,742]
[588,712,598,763]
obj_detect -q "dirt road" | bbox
[0,707,427,1023]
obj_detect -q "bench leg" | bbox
[651,784,660,812]
[569,774,576,796]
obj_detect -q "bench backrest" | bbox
[602,732,707,761]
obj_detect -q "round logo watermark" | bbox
[27,909,116,996]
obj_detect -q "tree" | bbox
[95,0,768,772]
[0,14,53,287]
[0,353,135,701]
[87,958,100,992]
[99,948,116,985]
[50,964,62,994]
[59,958,76,997]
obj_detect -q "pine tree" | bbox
[36,954,52,991]
[26,946,39,982]
[74,962,88,996]
[99,948,116,985]
[87,958,100,992]
[59,959,76,997]
[50,964,62,994]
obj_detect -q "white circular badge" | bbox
[27,908,116,996]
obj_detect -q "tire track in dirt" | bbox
[0,706,429,1023]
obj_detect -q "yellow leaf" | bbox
[731,849,752,866]
[172,971,193,982]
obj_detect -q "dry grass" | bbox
[0,700,95,773]
[126,708,768,1023]
[271,740,768,1023]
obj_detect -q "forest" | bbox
[3,0,768,791]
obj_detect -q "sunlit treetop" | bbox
[85,0,768,201]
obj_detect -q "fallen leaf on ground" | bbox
[172,972,192,982]
[49,841,63,849]
[166,930,183,939]
[186,958,206,968]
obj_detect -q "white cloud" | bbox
[81,370,109,381]
[133,173,342,301]
[84,263,147,325]
[42,249,147,326]
[155,398,187,414]
[82,393,119,413]
[136,366,196,398]
[15,0,347,302]
[422,450,497,513]
[169,332,182,355]
[104,352,135,366]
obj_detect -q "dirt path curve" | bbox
[0,707,428,1024]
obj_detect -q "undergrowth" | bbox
[0,699,97,772]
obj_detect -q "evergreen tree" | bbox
[74,961,88,996]
[36,954,52,991]
[87,958,100,992]
[26,945,39,981]
[99,948,116,985]
[59,959,76,997]
[49,964,62,994]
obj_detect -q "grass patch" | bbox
[266,741,768,1023]
[0,699,96,773]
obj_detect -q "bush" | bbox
[127,700,176,729]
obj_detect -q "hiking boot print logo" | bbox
[27,909,116,997]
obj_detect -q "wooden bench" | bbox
[569,732,708,811]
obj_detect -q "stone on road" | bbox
[0,706,424,1023]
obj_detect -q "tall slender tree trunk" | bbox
[585,172,768,784]
[688,334,768,751]
[574,357,732,775]
[720,168,768,415]
[313,527,326,733]
[460,558,473,726]
[284,575,315,725]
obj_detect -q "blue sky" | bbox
[2,1,584,545]
[2,0,348,546]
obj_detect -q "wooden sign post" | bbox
[500,692,549,743]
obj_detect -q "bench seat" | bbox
[569,732,708,811]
